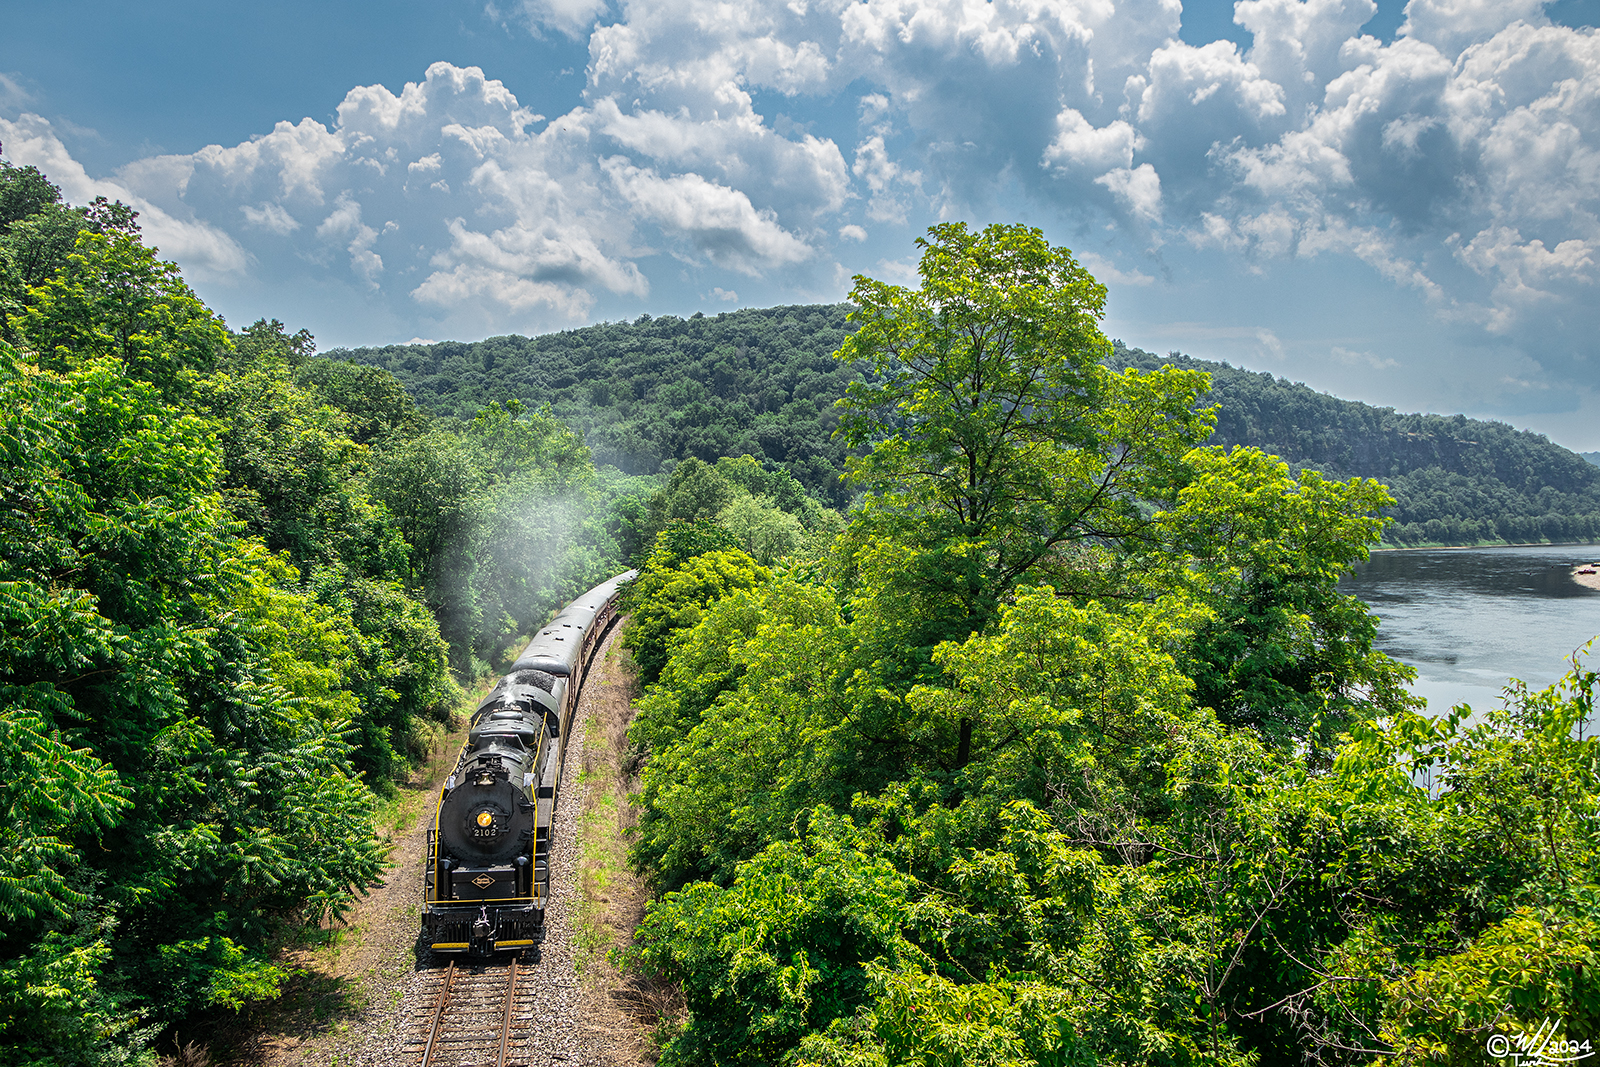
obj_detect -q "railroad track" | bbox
[406,959,540,1067]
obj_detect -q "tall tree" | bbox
[834,222,1213,658]
[14,228,228,400]
[1158,446,1414,749]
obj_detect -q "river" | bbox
[1341,543,1600,716]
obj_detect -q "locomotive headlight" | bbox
[476,811,493,827]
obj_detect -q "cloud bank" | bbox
[3,0,1598,434]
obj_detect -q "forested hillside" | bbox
[339,313,1600,547]
[1112,346,1600,545]
[329,305,859,505]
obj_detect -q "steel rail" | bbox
[497,961,519,1066]
[420,961,457,1067]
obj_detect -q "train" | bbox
[422,570,635,958]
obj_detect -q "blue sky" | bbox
[4,0,1600,449]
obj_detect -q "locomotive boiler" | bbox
[422,570,634,958]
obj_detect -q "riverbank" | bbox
[1361,540,1600,595]
[1372,540,1600,553]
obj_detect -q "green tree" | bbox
[632,808,925,1067]
[647,456,738,535]
[0,342,387,1061]
[367,399,608,674]
[0,160,63,228]
[1,158,139,350]
[623,537,770,686]
[1157,445,1415,748]
[835,222,1212,658]
[0,690,128,926]
[369,428,486,589]
[198,321,407,576]
[716,454,811,513]
[193,318,455,778]
[905,585,1209,810]
[719,494,803,564]
[614,224,1600,1067]
[592,465,659,564]
[13,228,229,400]
[630,578,850,885]
[294,353,429,444]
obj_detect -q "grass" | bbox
[370,723,467,848]
[570,632,683,1063]
[576,765,631,973]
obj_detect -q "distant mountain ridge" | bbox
[1111,344,1600,546]
[330,307,1600,547]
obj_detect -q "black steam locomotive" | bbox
[422,570,634,958]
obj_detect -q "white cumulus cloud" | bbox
[0,113,249,281]
[603,158,812,274]
[7,0,1600,419]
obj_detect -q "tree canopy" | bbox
[0,155,634,1065]
[330,303,860,504]
[1112,344,1600,546]
[836,222,1213,651]
[615,225,1596,1067]
[329,264,1600,550]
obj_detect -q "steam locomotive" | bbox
[422,570,635,958]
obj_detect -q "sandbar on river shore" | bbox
[1574,563,1600,592]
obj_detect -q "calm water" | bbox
[1342,544,1600,715]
